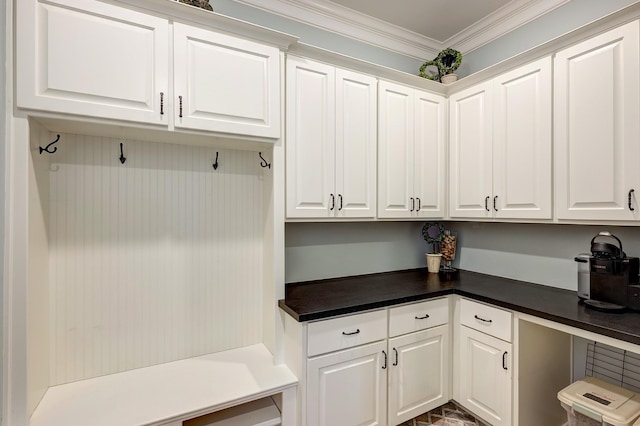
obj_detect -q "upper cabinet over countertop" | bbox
[449,57,552,220]
[554,21,640,221]
[378,81,447,219]
[16,0,287,139]
[286,56,377,219]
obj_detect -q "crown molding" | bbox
[233,0,570,58]
[233,0,440,59]
[446,0,571,53]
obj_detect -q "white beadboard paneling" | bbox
[48,133,266,385]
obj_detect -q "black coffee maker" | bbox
[585,232,640,312]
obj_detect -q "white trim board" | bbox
[233,0,569,58]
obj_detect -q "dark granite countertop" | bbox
[278,269,640,346]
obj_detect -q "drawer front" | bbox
[307,310,387,357]
[388,298,449,337]
[459,298,512,342]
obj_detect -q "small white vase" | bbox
[426,253,442,273]
[440,73,458,84]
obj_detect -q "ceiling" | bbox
[234,0,571,58]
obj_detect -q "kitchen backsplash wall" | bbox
[44,133,267,386]
[285,221,640,292]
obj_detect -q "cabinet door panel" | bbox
[285,58,336,218]
[335,69,377,218]
[414,90,446,218]
[493,57,552,219]
[555,21,640,220]
[173,23,280,138]
[449,82,493,218]
[378,81,414,218]
[388,326,449,425]
[307,341,387,426]
[457,326,511,426]
[17,0,168,124]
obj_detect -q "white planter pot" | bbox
[426,253,442,273]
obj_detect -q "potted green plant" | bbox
[419,47,463,84]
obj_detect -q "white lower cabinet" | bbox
[454,298,513,426]
[290,298,450,426]
[307,341,388,426]
[388,325,449,425]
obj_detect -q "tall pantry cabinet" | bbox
[286,56,377,219]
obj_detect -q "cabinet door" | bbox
[17,0,168,125]
[414,91,446,218]
[457,326,512,426]
[388,326,449,426]
[285,57,336,218]
[449,82,493,218]
[307,341,387,426]
[335,69,377,218]
[173,23,280,138]
[493,57,552,219]
[555,21,640,221]
[378,81,415,218]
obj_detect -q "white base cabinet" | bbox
[454,298,513,426]
[307,341,388,426]
[388,326,449,426]
[284,298,450,426]
[457,325,512,426]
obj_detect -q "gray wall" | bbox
[212,0,423,74]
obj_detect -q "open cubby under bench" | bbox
[29,344,297,426]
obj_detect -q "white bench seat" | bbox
[30,344,297,426]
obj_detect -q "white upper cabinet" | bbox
[17,0,282,139]
[173,23,281,138]
[493,58,552,219]
[554,21,640,221]
[286,57,377,219]
[449,81,493,218]
[17,0,169,125]
[449,57,552,220]
[378,81,446,219]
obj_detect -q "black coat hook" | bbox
[259,152,271,169]
[212,152,219,170]
[40,134,60,155]
[119,143,126,164]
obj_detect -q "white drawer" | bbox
[459,298,512,342]
[388,298,449,337]
[307,310,387,357]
